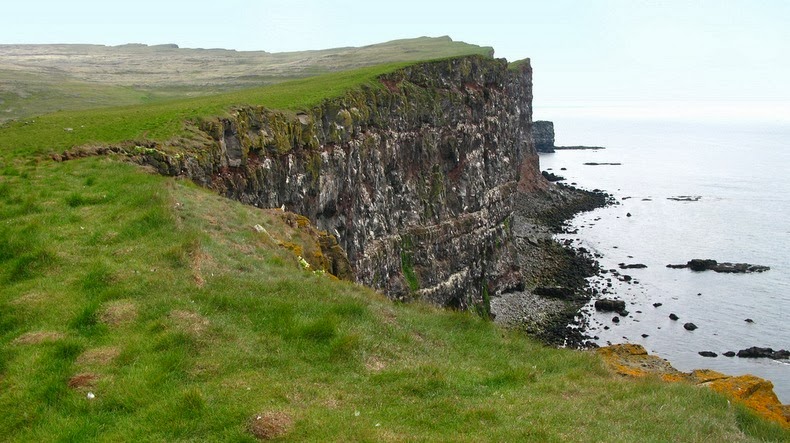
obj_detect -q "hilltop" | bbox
[0,36,493,123]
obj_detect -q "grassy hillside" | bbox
[2,157,787,441]
[0,61,787,441]
[0,36,493,123]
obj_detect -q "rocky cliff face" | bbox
[141,55,546,313]
[533,120,555,153]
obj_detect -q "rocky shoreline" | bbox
[490,183,612,347]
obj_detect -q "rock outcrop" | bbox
[533,120,555,153]
[598,344,789,428]
[133,55,546,313]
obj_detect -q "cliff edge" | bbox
[135,55,548,314]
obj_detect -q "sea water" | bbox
[538,118,790,402]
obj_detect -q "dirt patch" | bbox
[99,300,138,326]
[169,310,209,335]
[191,250,209,288]
[76,346,120,366]
[12,331,64,345]
[68,373,98,389]
[247,411,293,440]
[365,356,387,372]
[10,291,46,306]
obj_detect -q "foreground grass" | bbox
[0,156,786,441]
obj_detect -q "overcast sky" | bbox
[3,0,789,123]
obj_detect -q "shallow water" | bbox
[538,118,790,402]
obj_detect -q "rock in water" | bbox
[684,322,698,331]
[594,298,626,312]
[669,313,679,321]
[666,259,770,273]
[723,351,736,357]
[736,347,790,359]
[698,351,718,358]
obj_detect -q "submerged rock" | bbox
[667,259,770,273]
[737,347,790,360]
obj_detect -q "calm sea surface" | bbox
[538,118,790,402]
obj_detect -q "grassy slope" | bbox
[0,64,787,441]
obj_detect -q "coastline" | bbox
[490,183,612,347]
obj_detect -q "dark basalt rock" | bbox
[583,162,622,166]
[533,121,555,153]
[698,351,718,358]
[595,299,626,313]
[652,302,663,308]
[736,347,790,359]
[745,318,754,323]
[611,316,620,323]
[619,263,647,269]
[541,171,565,182]
[666,259,770,273]
[667,195,701,202]
[723,351,736,357]
[683,322,698,331]
[533,286,575,299]
[669,313,679,321]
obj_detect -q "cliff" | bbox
[533,120,555,153]
[134,55,547,313]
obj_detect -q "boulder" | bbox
[683,322,698,331]
[737,347,790,360]
[698,351,718,358]
[595,299,626,313]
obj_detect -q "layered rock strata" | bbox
[135,55,545,313]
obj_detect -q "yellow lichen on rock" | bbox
[707,375,788,427]
[597,344,789,428]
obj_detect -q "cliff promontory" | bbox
[138,55,547,314]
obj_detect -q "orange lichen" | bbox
[707,375,788,427]
[597,344,789,428]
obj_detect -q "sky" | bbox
[3,0,790,123]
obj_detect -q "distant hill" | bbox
[0,36,494,122]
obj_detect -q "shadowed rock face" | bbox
[532,121,555,153]
[141,56,546,312]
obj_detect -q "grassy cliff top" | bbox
[0,61,410,159]
[0,36,494,123]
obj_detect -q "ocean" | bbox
[537,118,790,402]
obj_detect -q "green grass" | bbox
[0,62,412,159]
[0,155,786,441]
